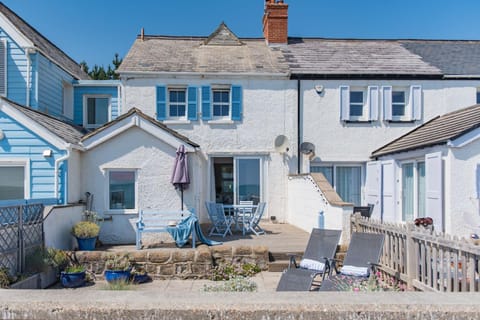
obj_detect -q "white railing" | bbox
[351,214,480,292]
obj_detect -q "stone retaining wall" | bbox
[75,244,269,279]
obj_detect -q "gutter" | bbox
[54,146,71,204]
[118,70,290,79]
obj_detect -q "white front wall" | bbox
[122,77,297,222]
[80,127,202,244]
[303,80,479,163]
[448,138,480,237]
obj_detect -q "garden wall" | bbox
[75,245,269,279]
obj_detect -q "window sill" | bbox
[387,120,415,124]
[344,120,373,124]
[163,120,191,125]
[104,209,138,215]
[207,119,234,124]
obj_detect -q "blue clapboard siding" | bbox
[37,54,74,117]
[0,28,27,106]
[0,111,66,201]
[73,85,120,126]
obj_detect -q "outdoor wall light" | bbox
[42,149,52,157]
[0,129,4,140]
[314,85,324,94]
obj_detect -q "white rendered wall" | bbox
[448,139,480,238]
[43,204,84,250]
[122,77,297,222]
[67,149,82,204]
[80,127,202,244]
[286,175,352,245]
[302,80,480,163]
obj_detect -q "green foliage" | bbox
[330,271,407,292]
[46,248,70,270]
[72,221,100,239]
[80,53,123,80]
[102,281,134,291]
[63,265,85,273]
[0,268,11,288]
[211,263,261,281]
[202,276,257,292]
[105,254,132,271]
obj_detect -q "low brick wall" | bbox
[74,244,269,279]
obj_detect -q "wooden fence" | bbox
[351,214,480,292]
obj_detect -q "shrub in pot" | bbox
[72,221,100,251]
[60,265,86,288]
[104,254,132,284]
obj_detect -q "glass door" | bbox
[235,158,261,205]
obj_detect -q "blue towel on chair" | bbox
[167,214,222,247]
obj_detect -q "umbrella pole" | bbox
[181,186,184,210]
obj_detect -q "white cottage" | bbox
[368,104,480,237]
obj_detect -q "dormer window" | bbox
[84,95,110,129]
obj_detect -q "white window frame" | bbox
[167,87,187,120]
[391,88,410,121]
[105,169,138,214]
[212,86,231,120]
[399,159,425,221]
[476,88,480,104]
[83,94,111,129]
[349,89,366,121]
[310,163,364,205]
[0,158,30,200]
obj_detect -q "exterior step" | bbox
[268,260,289,272]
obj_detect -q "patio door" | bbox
[235,158,261,205]
[212,157,262,205]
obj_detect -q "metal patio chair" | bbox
[276,228,342,291]
[319,232,385,291]
[205,202,233,237]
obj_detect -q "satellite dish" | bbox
[274,135,290,153]
[300,142,315,155]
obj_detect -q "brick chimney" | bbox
[262,0,288,45]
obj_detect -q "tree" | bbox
[80,53,123,80]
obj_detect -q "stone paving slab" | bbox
[2,272,480,319]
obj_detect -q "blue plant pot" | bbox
[132,273,150,284]
[104,270,131,283]
[76,237,96,251]
[60,271,86,288]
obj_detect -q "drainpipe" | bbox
[297,79,301,174]
[54,146,71,204]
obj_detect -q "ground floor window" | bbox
[108,170,136,210]
[311,164,362,206]
[212,156,262,205]
[401,161,425,221]
[0,166,25,200]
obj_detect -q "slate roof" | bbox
[372,104,480,157]
[118,24,289,75]
[281,38,443,77]
[400,40,480,76]
[2,97,87,145]
[0,2,89,80]
[81,107,200,148]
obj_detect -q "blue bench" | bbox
[135,209,195,249]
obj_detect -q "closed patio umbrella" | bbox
[171,145,190,210]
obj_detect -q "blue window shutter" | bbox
[156,86,166,120]
[410,85,422,120]
[231,85,242,121]
[368,86,379,121]
[382,86,392,121]
[201,86,211,120]
[339,86,350,121]
[187,86,197,120]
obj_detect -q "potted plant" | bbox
[131,264,150,284]
[72,221,100,251]
[104,254,132,284]
[60,264,86,288]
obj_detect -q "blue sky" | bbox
[3,0,480,68]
